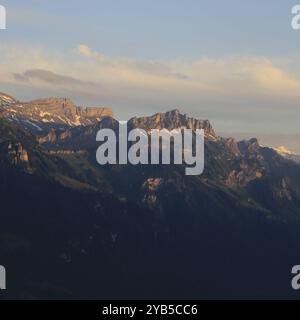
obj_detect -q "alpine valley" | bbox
[1,92,300,299]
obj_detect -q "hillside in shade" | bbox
[1,92,300,299]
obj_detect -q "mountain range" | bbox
[0,93,114,132]
[1,92,300,299]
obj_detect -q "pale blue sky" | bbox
[2,0,299,59]
[1,1,300,151]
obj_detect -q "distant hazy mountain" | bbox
[221,131,300,157]
[1,91,300,299]
[273,146,300,164]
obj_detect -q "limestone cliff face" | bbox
[0,94,114,133]
[24,98,114,126]
[128,109,218,141]
[77,106,114,119]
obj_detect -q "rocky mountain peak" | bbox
[165,108,181,116]
[128,109,218,140]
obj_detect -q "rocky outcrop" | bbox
[0,141,29,165]
[38,129,59,144]
[226,166,263,187]
[142,178,163,208]
[225,138,241,156]
[238,138,262,159]
[275,177,293,201]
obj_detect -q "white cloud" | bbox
[1,42,300,110]
[74,45,300,98]
[76,44,100,59]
